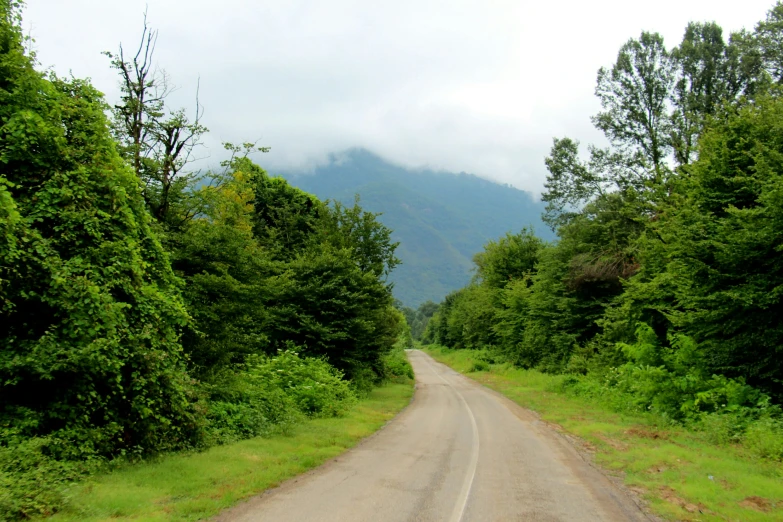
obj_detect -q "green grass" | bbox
[41,382,413,522]
[423,346,783,521]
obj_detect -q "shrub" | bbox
[693,413,749,445]
[743,418,783,461]
[258,351,357,417]
[470,360,490,372]
[611,326,766,421]
[204,350,356,444]
[381,347,414,381]
[0,438,93,520]
[0,1,198,458]
[348,367,379,398]
[204,372,300,445]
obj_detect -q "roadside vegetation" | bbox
[424,346,783,521]
[0,2,413,519]
[420,1,783,519]
[38,381,413,522]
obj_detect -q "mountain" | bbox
[280,149,551,306]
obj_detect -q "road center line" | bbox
[419,352,480,522]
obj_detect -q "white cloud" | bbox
[24,0,775,193]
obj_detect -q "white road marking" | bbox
[420,355,480,522]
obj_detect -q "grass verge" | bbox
[40,381,413,522]
[422,346,783,522]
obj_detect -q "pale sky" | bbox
[24,0,775,194]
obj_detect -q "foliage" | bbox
[424,284,498,351]
[252,350,356,417]
[426,2,783,448]
[258,245,398,377]
[319,195,400,279]
[250,161,324,258]
[104,14,213,227]
[400,300,438,340]
[204,350,357,444]
[472,227,541,290]
[610,325,768,420]
[170,161,273,377]
[593,31,674,181]
[0,438,92,520]
[621,92,783,400]
[743,417,783,460]
[0,0,198,458]
[381,346,415,382]
[0,4,411,519]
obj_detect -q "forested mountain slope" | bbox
[282,149,551,306]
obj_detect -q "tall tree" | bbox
[670,22,731,165]
[756,1,783,84]
[0,0,197,457]
[319,195,400,279]
[627,93,783,401]
[593,32,675,184]
[105,13,207,227]
[473,227,542,290]
[543,33,676,229]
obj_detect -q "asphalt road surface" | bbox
[216,350,650,522]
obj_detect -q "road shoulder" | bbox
[423,346,783,522]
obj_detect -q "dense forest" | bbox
[0,1,412,518]
[424,2,783,453]
[5,0,783,518]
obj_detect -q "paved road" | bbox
[216,350,650,522]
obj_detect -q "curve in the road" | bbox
[215,350,651,522]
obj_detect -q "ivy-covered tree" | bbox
[0,0,198,457]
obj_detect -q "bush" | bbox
[693,413,749,446]
[609,326,767,421]
[743,418,783,461]
[0,2,199,458]
[0,439,93,520]
[470,360,490,372]
[258,351,357,417]
[381,347,414,381]
[205,372,301,445]
[204,350,356,444]
[348,367,379,398]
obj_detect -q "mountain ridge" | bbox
[280,149,551,306]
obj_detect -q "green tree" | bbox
[756,1,783,83]
[249,160,324,258]
[473,227,542,290]
[171,162,273,377]
[0,0,197,456]
[542,34,675,229]
[319,195,400,279]
[105,15,211,228]
[593,32,675,183]
[670,22,733,165]
[626,92,783,400]
[262,245,399,378]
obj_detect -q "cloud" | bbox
[25,0,774,193]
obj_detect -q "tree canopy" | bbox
[0,4,409,517]
[425,2,783,418]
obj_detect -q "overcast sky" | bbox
[24,0,775,194]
